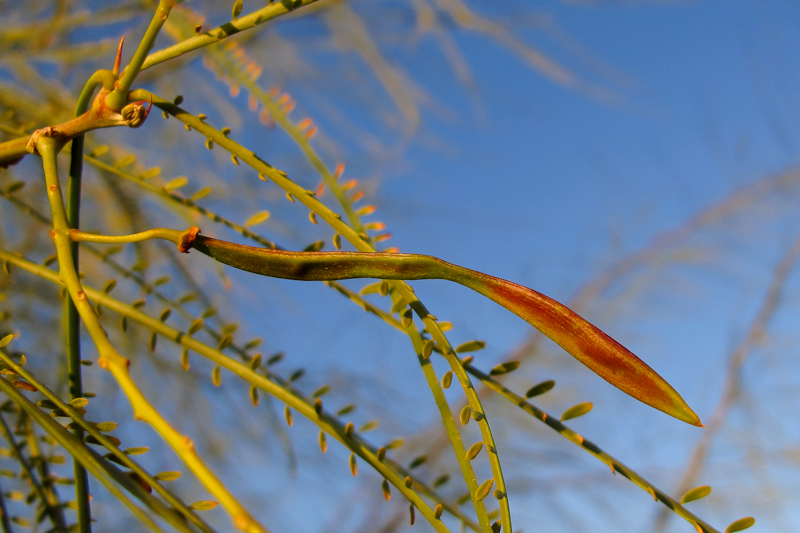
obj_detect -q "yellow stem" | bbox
[36,136,269,533]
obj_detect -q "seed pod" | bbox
[459,405,472,425]
[312,385,331,398]
[409,505,415,525]
[284,406,293,426]
[333,233,342,249]
[404,476,412,488]
[318,431,327,453]
[250,354,262,370]
[181,349,190,370]
[188,318,204,335]
[381,479,390,501]
[314,398,323,415]
[465,442,483,461]
[434,504,443,520]
[344,422,354,437]
[475,478,494,501]
[491,521,501,533]
[149,333,157,352]
[376,447,386,461]
[493,489,505,500]
[212,365,221,387]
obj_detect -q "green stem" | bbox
[462,364,721,533]
[0,250,453,533]
[0,351,218,533]
[130,90,509,532]
[141,0,321,72]
[36,137,269,533]
[68,71,110,533]
[106,0,175,111]
[0,412,66,531]
[0,379,167,533]
[0,478,12,533]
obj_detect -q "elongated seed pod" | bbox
[187,235,701,426]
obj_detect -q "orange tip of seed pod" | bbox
[358,205,377,216]
[342,179,358,191]
[373,233,392,243]
[383,247,400,253]
[248,96,258,111]
[297,118,313,130]
[305,126,318,139]
[259,110,270,125]
[268,86,280,97]
[229,84,240,97]
[283,101,296,114]
[276,93,290,105]
[351,191,365,203]
[316,182,326,197]
[334,163,345,179]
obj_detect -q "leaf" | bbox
[244,211,270,227]
[0,334,12,348]
[466,442,483,461]
[12,380,36,392]
[455,340,486,353]
[212,365,221,387]
[459,405,472,425]
[560,402,593,422]
[385,438,405,450]
[191,187,211,201]
[680,485,711,504]
[475,478,494,501]
[141,167,161,179]
[69,397,89,408]
[163,176,188,191]
[725,517,755,533]
[336,404,356,416]
[6,181,24,194]
[232,0,243,20]
[124,447,149,455]
[312,385,330,398]
[441,371,453,389]
[525,380,555,398]
[408,455,426,469]
[114,154,136,168]
[190,500,219,511]
[155,471,182,481]
[489,361,520,376]
[96,422,118,432]
[359,420,379,432]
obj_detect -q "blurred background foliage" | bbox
[1,0,799,531]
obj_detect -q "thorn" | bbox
[113,35,125,76]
